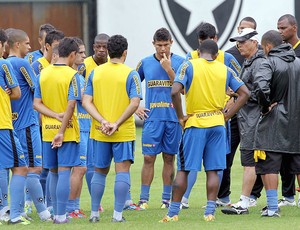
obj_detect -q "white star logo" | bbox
[174,0,225,36]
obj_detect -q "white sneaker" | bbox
[249,198,257,207]
[180,202,189,209]
[216,198,231,207]
[278,198,296,207]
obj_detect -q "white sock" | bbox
[56,214,66,221]
[181,197,189,204]
[39,209,51,220]
[240,195,250,208]
[91,211,99,218]
[113,210,122,221]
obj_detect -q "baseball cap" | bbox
[229,28,259,42]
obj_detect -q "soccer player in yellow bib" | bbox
[83,35,142,223]
[34,37,81,224]
[160,40,249,222]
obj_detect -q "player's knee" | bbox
[143,155,156,165]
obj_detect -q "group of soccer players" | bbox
[1,12,300,226]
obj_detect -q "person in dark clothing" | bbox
[221,28,266,215]
[220,17,264,207]
[254,30,300,217]
[275,14,300,207]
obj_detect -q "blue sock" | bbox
[204,200,216,216]
[25,186,32,204]
[162,185,172,201]
[86,167,94,195]
[10,175,26,219]
[27,173,46,213]
[75,197,80,210]
[57,170,71,215]
[167,202,181,217]
[67,199,75,213]
[140,185,150,201]
[183,171,197,199]
[0,169,8,207]
[40,168,49,198]
[91,172,106,212]
[49,172,58,215]
[114,172,130,212]
[266,189,278,212]
[46,172,52,207]
[250,195,257,200]
[126,190,132,201]
[219,195,230,203]
[0,188,3,210]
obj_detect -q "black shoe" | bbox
[89,216,99,223]
[221,206,249,215]
[111,217,126,223]
[261,207,280,217]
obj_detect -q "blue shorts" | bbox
[16,124,42,167]
[177,126,226,171]
[78,131,89,167]
[43,141,80,169]
[142,121,181,155]
[86,135,94,168]
[0,129,27,169]
[93,141,135,168]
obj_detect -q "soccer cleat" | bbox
[138,200,149,210]
[123,203,141,211]
[216,198,231,207]
[221,206,249,215]
[75,209,87,218]
[159,215,178,223]
[160,200,170,209]
[249,198,257,207]
[278,198,296,207]
[0,212,10,223]
[53,218,70,224]
[24,204,32,215]
[111,217,126,223]
[67,211,79,219]
[180,202,189,209]
[8,217,30,225]
[261,208,280,217]
[203,214,215,222]
[89,216,100,223]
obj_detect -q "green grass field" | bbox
[5,127,300,229]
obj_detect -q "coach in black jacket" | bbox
[254,30,300,217]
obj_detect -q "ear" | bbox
[45,43,50,52]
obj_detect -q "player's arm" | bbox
[51,100,76,148]
[223,69,250,121]
[3,62,21,100]
[21,61,37,92]
[6,85,21,100]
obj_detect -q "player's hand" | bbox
[105,122,119,136]
[51,133,64,149]
[160,53,172,72]
[55,112,64,122]
[226,87,238,98]
[5,85,12,95]
[178,116,189,130]
[99,119,110,135]
[261,102,278,115]
[135,107,150,120]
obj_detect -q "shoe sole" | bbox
[221,208,249,215]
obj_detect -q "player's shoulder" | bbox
[171,53,185,62]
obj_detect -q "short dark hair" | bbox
[278,14,298,27]
[7,29,28,47]
[197,22,216,40]
[240,17,257,29]
[199,39,218,56]
[72,37,84,46]
[39,23,55,38]
[261,30,283,47]
[0,29,8,44]
[58,37,79,57]
[107,35,128,58]
[45,30,64,46]
[153,28,172,41]
[94,33,109,43]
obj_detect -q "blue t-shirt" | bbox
[7,56,38,130]
[77,74,91,132]
[136,53,185,122]
[24,49,43,65]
